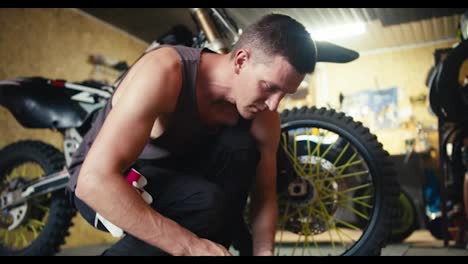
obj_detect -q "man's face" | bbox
[232,51,305,119]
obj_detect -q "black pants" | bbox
[72,124,260,256]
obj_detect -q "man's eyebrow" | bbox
[267,82,283,92]
[266,81,296,94]
[269,82,296,94]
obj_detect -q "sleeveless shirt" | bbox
[67,45,229,191]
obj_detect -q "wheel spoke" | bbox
[19,227,29,248]
[13,231,21,249]
[27,223,39,239]
[4,228,11,246]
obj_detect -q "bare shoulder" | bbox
[251,110,281,149]
[143,46,182,67]
[126,46,182,81]
[115,46,183,113]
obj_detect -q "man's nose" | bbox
[265,93,282,111]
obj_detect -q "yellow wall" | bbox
[280,40,457,155]
[0,8,147,248]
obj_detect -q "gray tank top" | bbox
[67,45,219,191]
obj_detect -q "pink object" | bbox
[125,168,142,184]
[124,168,152,204]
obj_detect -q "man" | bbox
[67,13,316,256]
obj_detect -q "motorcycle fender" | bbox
[0,77,90,129]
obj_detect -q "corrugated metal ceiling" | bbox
[226,8,466,53]
[79,8,468,53]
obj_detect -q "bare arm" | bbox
[250,110,280,256]
[75,48,231,256]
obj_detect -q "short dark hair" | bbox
[231,13,317,74]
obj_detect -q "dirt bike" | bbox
[426,36,468,247]
[0,8,399,256]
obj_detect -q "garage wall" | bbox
[280,40,457,155]
[0,8,148,248]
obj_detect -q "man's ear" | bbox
[234,49,250,74]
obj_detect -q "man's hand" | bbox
[182,238,232,256]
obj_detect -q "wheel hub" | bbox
[4,205,28,230]
[0,210,13,229]
[0,177,29,230]
[281,155,340,235]
[287,177,316,206]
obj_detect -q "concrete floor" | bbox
[56,229,468,256]
[382,230,468,256]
